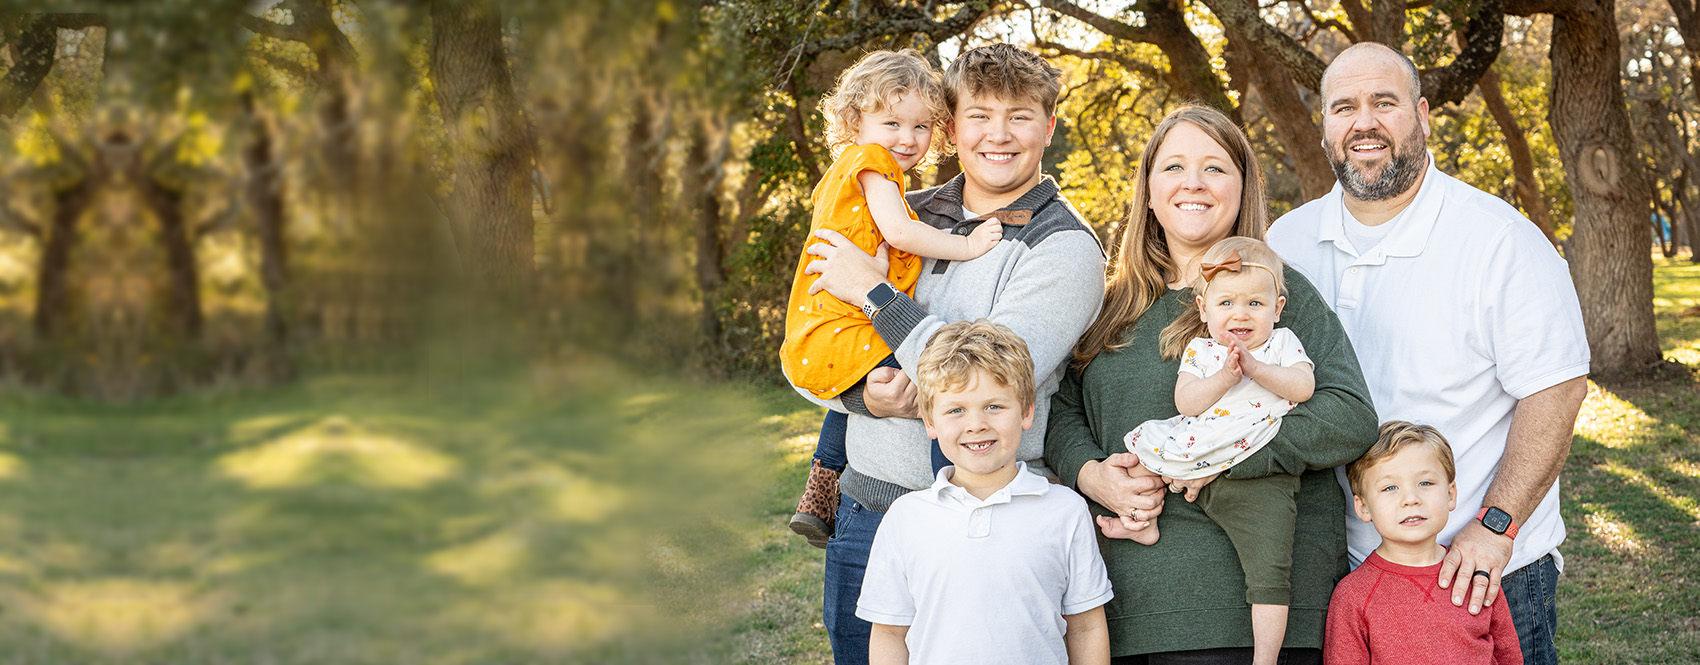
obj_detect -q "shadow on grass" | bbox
[0,358,772,664]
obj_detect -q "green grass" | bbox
[0,357,773,664]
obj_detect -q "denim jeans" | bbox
[1500,553,1560,665]
[823,494,885,665]
[813,410,850,472]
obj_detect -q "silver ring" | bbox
[1170,483,1183,493]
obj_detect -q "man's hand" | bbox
[1438,520,1513,615]
[864,366,918,419]
[805,229,889,305]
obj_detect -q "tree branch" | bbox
[239,13,313,44]
[802,2,989,55]
[1040,0,1153,43]
[1195,0,1328,90]
[1417,0,1504,106]
[0,15,58,119]
[1033,40,1163,81]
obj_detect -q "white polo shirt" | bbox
[1268,157,1589,574]
[857,462,1113,665]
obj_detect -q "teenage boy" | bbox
[858,320,1112,665]
[800,43,1106,665]
[1326,421,1522,665]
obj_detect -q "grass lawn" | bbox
[0,356,772,664]
[729,254,1700,664]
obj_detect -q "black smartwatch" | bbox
[1476,506,1520,539]
[862,283,900,319]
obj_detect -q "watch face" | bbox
[1483,507,1512,534]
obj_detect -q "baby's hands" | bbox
[1218,342,1244,381]
[1232,338,1266,378]
[964,220,1003,258]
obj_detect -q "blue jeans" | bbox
[823,494,884,665]
[1500,553,1560,665]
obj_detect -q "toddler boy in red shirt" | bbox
[1325,421,1522,665]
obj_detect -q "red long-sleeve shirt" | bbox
[1325,550,1523,665]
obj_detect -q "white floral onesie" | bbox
[1123,328,1310,479]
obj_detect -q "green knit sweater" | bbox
[1045,267,1378,656]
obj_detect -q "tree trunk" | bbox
[35,176,98,337]
[429,0,534,299]
[243,93,290,345]
[1143,0,1238,118]
[1477,68,1555,244]
[689,127,728,346]
[1546,0,1663,375]
[140,177,203,338]
[1226,33,1332,201]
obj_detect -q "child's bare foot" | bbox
[1096,514,1160,545]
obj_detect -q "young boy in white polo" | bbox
[856,320,1113,665]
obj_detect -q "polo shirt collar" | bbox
[1318,151,1445,260]
[923,174,1060,226]
[927,461,1050,505]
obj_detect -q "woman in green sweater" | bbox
[1045,105,1379,663]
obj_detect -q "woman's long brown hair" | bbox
[1071,105,1271,369]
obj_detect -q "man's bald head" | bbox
[1322,42,1422,105]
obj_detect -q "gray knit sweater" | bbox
[807,174,1106,512]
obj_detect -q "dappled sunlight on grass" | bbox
[1598,460,1700,524]
[217,415,458,490]
[444,579,632,654]
[0,452,23,480]
[1581,505,1647,555]
[7,579,218,656]
[426,528,529,586]
[1575,384,1665,449]
[1654,257,1700,366]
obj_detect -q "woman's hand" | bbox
[1078,453,1168,529]
[805,229,889,305]
[1162,472,1221,503]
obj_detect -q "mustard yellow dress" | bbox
[780,145,923,399]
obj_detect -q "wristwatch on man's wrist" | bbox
[862,283,900,319]
[1477,506,1520,540]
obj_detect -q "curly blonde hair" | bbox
[819,49,950,165]
[916,319,1036,423]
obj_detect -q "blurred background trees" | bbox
[0,0,1690,403]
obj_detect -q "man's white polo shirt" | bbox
[856,462,1113,665]
[1268,156,1589,574]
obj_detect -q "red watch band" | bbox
[1477,507,1520,539]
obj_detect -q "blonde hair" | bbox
[1072,105,1271,368]
[1157,237,1288,360]
[1347,421,1458,497]
[941,43,1064,118]
[916,319,1036,422]
[820,49,950,164]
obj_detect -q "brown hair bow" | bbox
[1200,250,1243,282]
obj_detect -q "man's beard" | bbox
[1327,126,1427,201]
